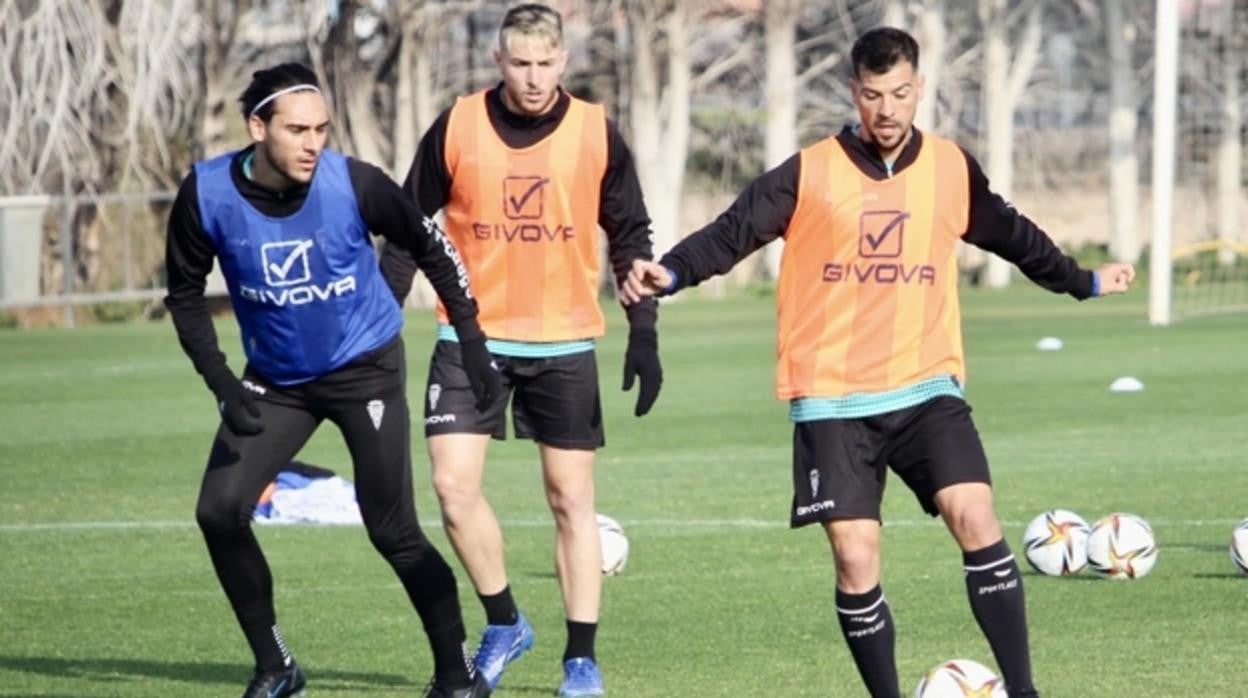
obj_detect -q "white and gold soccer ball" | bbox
[1022,509,1090,576]
[597,513,629,576]
[1086,513,1158,579]
[1229,517,1248,575]
[914,658,1007,698]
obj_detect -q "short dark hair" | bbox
[238,63,321,121]
[850,27,919,79]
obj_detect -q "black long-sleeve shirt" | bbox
[380,85,658,331]
[660,126,1095,299]
[164,147,481,383]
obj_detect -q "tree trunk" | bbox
[393,11,419,179]
[1215,5,1241,266]
[980,0,1042,288]
[198,0,243,159]
[626,1,690,256]
[914,0,946,133]
[761,0,799,280]
[881,1,907,28]
[321,2,387,169]
[1106,0,1140,263]
[658,3,690,256]
[627,2,661,231]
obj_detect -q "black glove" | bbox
[460,336,501,413]
[204,367,264,436]
[622,328,662,417]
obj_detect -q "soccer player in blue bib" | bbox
[164,63,498,698]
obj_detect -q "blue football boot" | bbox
[558,657,604,697]
[472,611,535,689]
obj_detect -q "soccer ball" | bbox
[1021,509,1090,576]
[914,659,1007,698]
[1086,513,1158,579]
[597,514,629,576]
[1230,517,1248,575]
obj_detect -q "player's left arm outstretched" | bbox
[959,150,1136,300]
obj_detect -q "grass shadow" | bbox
[0,655,414,692]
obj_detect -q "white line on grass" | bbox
[1,517,1243,533]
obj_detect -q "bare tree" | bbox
[758,1,801,280]
[1105,0,1141,263]
[199,1,262,158]
[393,1,481,176]
[312,1,389,168]
[979,0,1044,288]
[0,0,198,196]
[1214,0,1242,266]
[0,0,200,304]
[623,0,691,254]
[757,0,848,279]
[913,0,948,132]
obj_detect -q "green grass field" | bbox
[2,287,1246,697]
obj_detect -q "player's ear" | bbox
[247,114,267,144]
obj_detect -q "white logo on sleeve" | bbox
[428,383,442,411]
[366,399,385,430]
[261,239,315,286]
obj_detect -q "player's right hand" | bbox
[621,259,674,305]
[211,376,264,436]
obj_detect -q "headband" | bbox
[249,84,321,118]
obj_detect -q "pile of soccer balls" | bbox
[1022,509,1162,580]
[1019,509,1248,579]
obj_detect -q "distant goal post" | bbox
[1149,0,1247,325]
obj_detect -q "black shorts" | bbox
[789,396,990,527]
[422,340,604,449]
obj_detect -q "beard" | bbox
[261,145,313,187]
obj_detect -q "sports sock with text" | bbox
[241,618,291,672]
[835,585,900,698]
[963,539,1037,697]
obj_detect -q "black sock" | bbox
[241,620,292,672]
[479,586,519,626]
[563,620,597,663]
[835,586,900,698]
[963,539,1036,696]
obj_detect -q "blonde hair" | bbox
[498,3,563,53]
